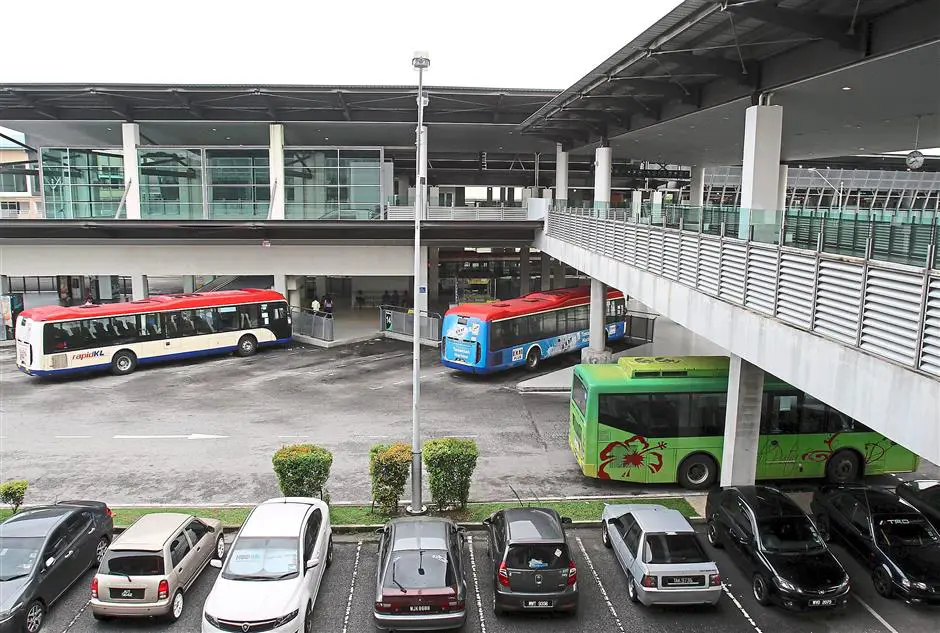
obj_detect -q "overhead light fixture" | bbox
[324,137,329,141]
[225,136,231,140]
[858,147,865,150]
[211,128,217,131]
[106,127,112,131]
[841,86,852,91]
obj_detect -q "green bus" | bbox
[569,356,919,490]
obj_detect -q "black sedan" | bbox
[811,486,940,603]
[0,501,114,633]
[896,480,940,531]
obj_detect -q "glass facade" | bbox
[0,172,29,193]
[40,148,125,218]
[206,149,269,219]
[284,148,382,219]
[139,148,203,219]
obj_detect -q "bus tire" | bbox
[111,350,137,376]
[677,454,718,490]
[524,346,541,371]
[236,334,258,357]
[826,450,861,484]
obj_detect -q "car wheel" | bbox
[215,535,226,561]
[94,536,110,566]
[303,601,313,633]
[815,514,831,543]
[524,346,541,371]
[110,350,137,376]
[236,334,258,357]
[24,600,44,633]
[326,536,334,568]
[826,450,861,484]
[677,454,718,490]
[167,591,184,622]
[872,567,894,599]
[602,523,611,548]
[627,573,639,603]
[752,575,771,606]
[706,520,723,549]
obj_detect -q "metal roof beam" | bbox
[723,2,864,51]
[650,51,757,85]
[3,90,59,119]
[169,91,206,119]
[605,78,691,100]
[334,91,352,121]
[557,108,630,129]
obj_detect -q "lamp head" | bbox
[412,52,431,70]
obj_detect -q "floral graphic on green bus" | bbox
[801,433,900,465]
[598,436,667,479]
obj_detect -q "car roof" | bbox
[0,506,73,538]
[504,508,564,543]
[733,486,804,517]
[240,500,317,538]
[606,504,693,533]
[390,517,452,551]
[843,488,918,515]
[111,513,191,551]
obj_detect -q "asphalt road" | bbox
[33,528,940,633]
[1,339,936,505]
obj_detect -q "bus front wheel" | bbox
[678,454,718,490]
[111,350,138,376]
[525,346,541,371]
[236,334,258,357]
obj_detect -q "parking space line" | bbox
[574,536,626,633]
[341,540,363,633]
[853,595,900,633]
[58,599,90,633]
[720,583,763,633]
[466,535,488,633]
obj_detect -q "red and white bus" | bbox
[14,289,291,377]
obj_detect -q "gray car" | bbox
[602,504,721,607]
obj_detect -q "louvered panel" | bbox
[599,219,616,257]
[623,224,638,265]
[648,230,664,275]
[679,234,698,286]
[698,239,720,296]
[860,267,923,365]
[719,242,746,305]
[635,225,650,270]
[745,245,777,315]
[814,260,864,345]
[662,232,681,281]
[920,277,940,376]
[613,220,626,262]
[776,252,816,328]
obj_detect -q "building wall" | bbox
[0,148,42,217]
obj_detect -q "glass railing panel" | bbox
[207,203,268,220]
[141,203,205,220]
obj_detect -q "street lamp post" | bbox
[408,51,430,515]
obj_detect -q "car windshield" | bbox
[0,537,43,581]
[506,544,570,570]
[875,516,940,549]
[101,550,165,576]
[643,533,709,564]
[758,516,825,553]
[384,550,455,590]
[223,537,299,581]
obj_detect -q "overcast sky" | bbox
[2,0,683,89]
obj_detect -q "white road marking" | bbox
[720,583,763,633]
[113,433,229,440]
[341,540,363,633]
[58,598,90,633]
[575,536,625,633]
[369,385,384,390]
[854,594,900,633]
[278,435,307,439]
[55,435,91,439]
[466,535,487,633]
[393,380,407,385]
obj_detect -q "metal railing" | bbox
[290,308,335,342]
[386,206,530,221]
[547,209,940,379]
[379,305,441,342]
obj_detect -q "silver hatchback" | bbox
[602,504,721,607]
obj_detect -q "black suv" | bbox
[812,486,940,603]
[483,507,578,615]
[705,486,850,611]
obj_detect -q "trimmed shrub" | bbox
[272,444,333,502]
[424,438,479,510]
[0,480,28,512]
[369,442,412,514]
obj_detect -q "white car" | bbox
[202,498,333,633]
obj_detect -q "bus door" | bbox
[756,392,802,480]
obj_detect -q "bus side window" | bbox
[217,306,240,332]
[763,393,800,434]
[44,323,68,351]
[137,313,163,340]
[799,395,829,434]
[239,304,261,329]
[684,393,726,437]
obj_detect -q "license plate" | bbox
[809,599,835,607]
[523,600,553,608]
[109,587,145,599]
[408,605,432,612]
[663,575,704,587]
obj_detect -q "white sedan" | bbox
[202,498,333,633]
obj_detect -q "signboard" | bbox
[612,166,690,179]
[384,310,393,331]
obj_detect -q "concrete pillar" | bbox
[486,187,493,205]
[720,355,765,487]
[121,123,141,219]
[182,275,196,293]
[131,275,149,301]
[285,276,302,309]
[455,187,466,207]
[428,247,440,306]
[540,252,552,291]
[382,161,394,210]
[582,278,613,364]
[631,190,643,216]
[519,246,531,295]
[273,275,288,298]
[553,259,566,289]
[740,105,784,240]
[415,247,429,315]
[0,275,8,340]
[268,124,286,219]
[593,147,612,211]
[690,166,706,207]
[555,143,569,209]
[777,165,789,213]
[397,177,409,206]
[506,187,515,204]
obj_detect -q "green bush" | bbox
[369,442,412,514]
[0,480,28,512]
[424,438,479,510]
[272,444,333,502]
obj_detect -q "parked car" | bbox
[373,517,468,631]
[705,486,850,611]
[602,503,721,606]
[90,512,225,622]
[896,480,940,531]
[202,498,332,633]
[483,507,578,615]
[811,485,940,603]
[0,501,113,633]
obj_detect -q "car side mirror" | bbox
[482,518,492,525]
[210,559,222,569]
[44,557,55,569]
[207,525,216,533]
[561,517,573,525]
[307,556,320,570]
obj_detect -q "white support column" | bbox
[740,105,784,240]
[581,278,612,364]
[268,123,286,220]
[593,147,612,211]
[273,275,288,298]
[397,177,410,206]
[690,166,706,206]
[720,355,765,487]
[651,191,663,212]
[428,247,439,307]
[777,165,789,213]
[415,246,429,315]
[182,275,196,293]
[131,275,149,301]
[519,246,531,295]
[553,259,566,289]
[631,190,643,216]
[0,275,9,340]
[555,143,568,209]
[121,123,141,219]
[540,252,552,291]
[285,276,302,309]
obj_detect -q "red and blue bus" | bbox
[441,286,626,373]
[15,289,291,377]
